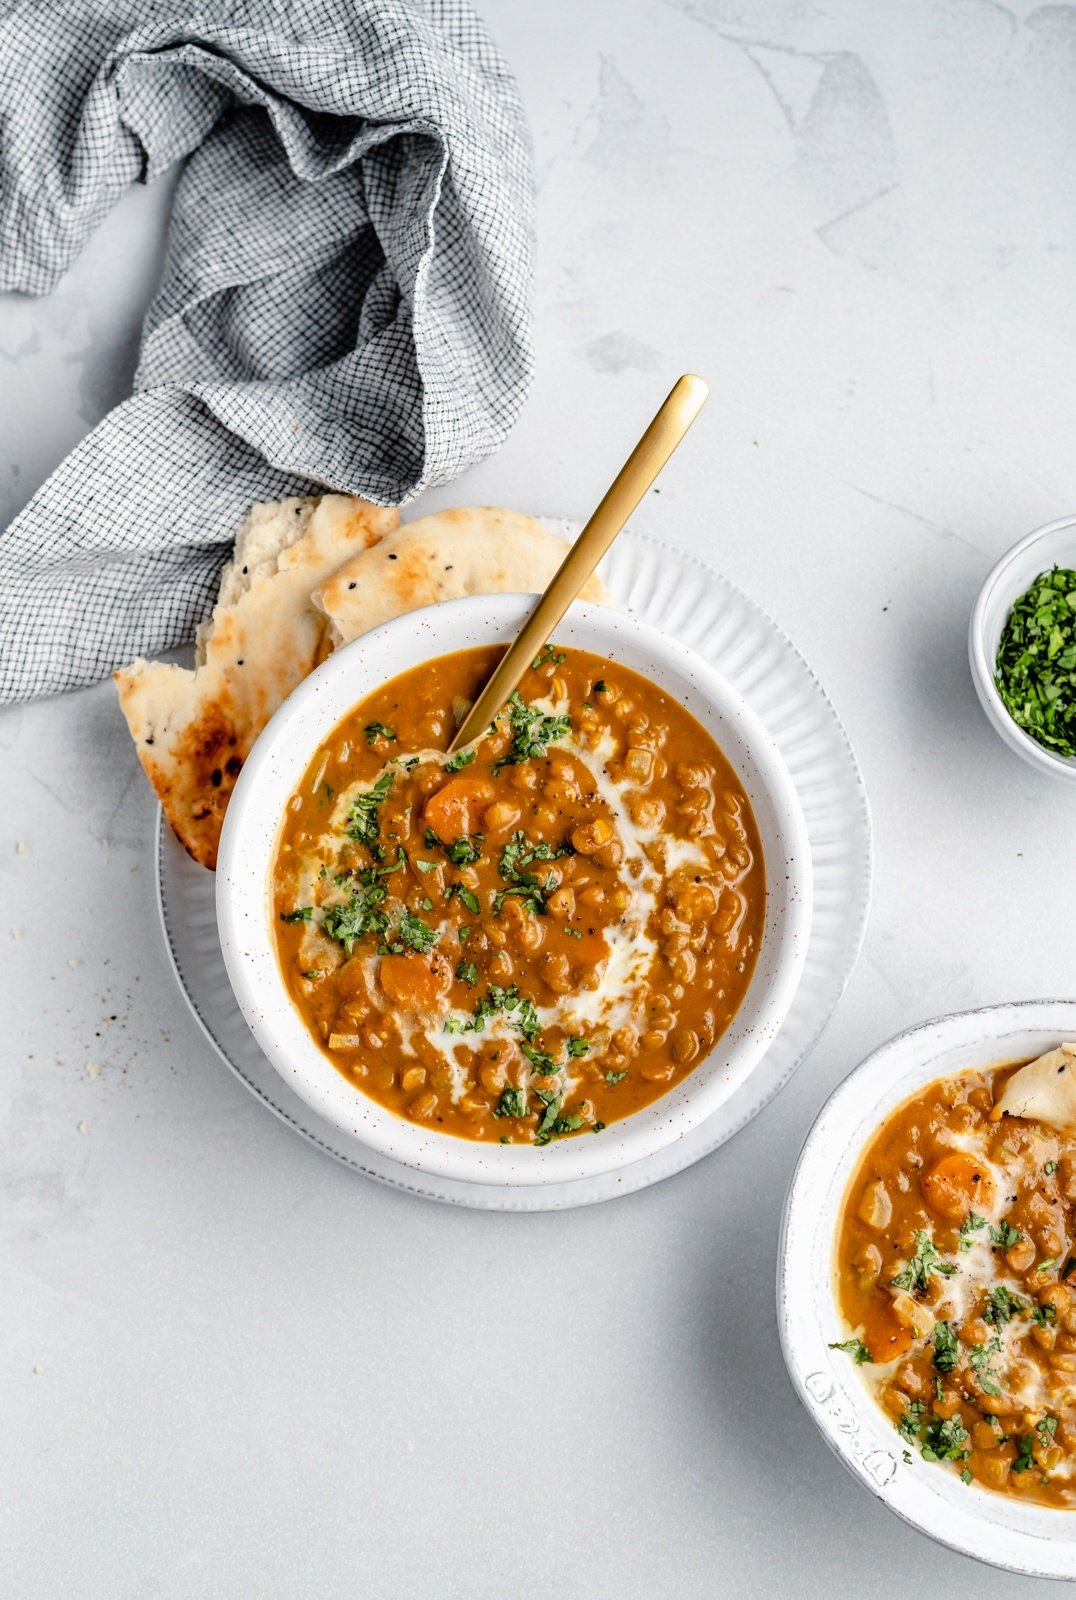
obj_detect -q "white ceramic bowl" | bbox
[216,594,812,1187]
[969,515,1076,782]
[779,998,1076,1581]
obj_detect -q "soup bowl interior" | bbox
[779,998,1076,1580]
[216,594,812,1187]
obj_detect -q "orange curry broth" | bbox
[834,1062,1076,1506]
[273,643,764,1145]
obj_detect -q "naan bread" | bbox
[115,494,399,869]
[995,1044,1076,1128]
[312,507,609,646]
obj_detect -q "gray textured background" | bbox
[4,2,1076,1594]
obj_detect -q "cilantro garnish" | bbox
[521,1041,557,1075]
[447,883,481,916]
[994,565,1076,759]
[1046,1159,1059,1175]
[345,770,394,852]
[983,1284,1028,1328]
[828,1339,872,1365]
[932,1320,960,1374]
[455,960,478,987]
[364,721,396,746]
[493,1087,526,1120]
[1033,1303,1058,1326]
[920,1415,970,1465]
[492,691,571,772]
[605,1069,627,1086]
[989,1219,1023,1249]
[321,882,389,954]
[890,1231,957,1295]
[968,1335,1004,1397]
[392,907,437,955]
[958,1210,987,1250]
[280,907,312,923]
[532,642,566,670]
[566,1036,590,1058]
[493,830,568,914]
[443,748,475,774]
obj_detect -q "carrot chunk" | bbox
[422,776,494,841]
[378,951,450,1014]
[921,1151,995,1222]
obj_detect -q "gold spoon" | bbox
[449,373,710,752]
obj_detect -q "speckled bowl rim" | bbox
[969,515,1076,783]
[778,998,1076,1580]
[215,593,813,1188]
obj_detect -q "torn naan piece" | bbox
[995,1043,1076,1128]
[115,494,399,869]
[312,506,609,647]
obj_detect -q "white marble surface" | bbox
[3,2,1076,1594]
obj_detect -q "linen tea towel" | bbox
[0,0,535,702]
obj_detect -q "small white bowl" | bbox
[216,594,812,1188]
[779,998,1076,1581]
[969,515,1076,782]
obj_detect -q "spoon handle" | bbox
[449,372,709,752]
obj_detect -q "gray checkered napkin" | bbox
[0,0,534,701]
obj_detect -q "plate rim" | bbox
[155,524,873,1209]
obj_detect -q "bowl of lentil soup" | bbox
[217,593,811,1186]
[780,1000,1076,1580]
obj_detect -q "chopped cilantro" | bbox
[301,969,324,980]
[448,883,481,915]
[593,1120,606,1133]
[1012,1434,1037,1474]
[920,1415,970,1465]
[983,1285,1028,1328]
[455,960,478,987]
[1033,1303,1058,1326]
[1046,1160,1059,1175]
[593,680,608,694]
[321,882,389,954]
[989,1219,1023,1249]
[994,565,1076,759]
[457,925,472,943]
[444,835,483,866]
[394,907,437,955]
[897,1400,926,1444]
[958,1210,987,1250]
[345,770,394,852]
[968,1334,1004,1396]
[605,1069,627,1086]
[890,1231,957,1295]
[565,926,583,939]
[443,748,475,774]
[492,691,571,772]
[414,859,440,874]
[532,642,566,669]
[493,829,568,914]
[566,1036,590,1058]
[493,1087,526,1119]
[932,1320,960,1374]
[829,1339,872,1365]
[280,907,312,923]
[363,721,396,745]
[521,1041,557,1075]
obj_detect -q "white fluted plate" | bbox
[156,525,872,1209]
